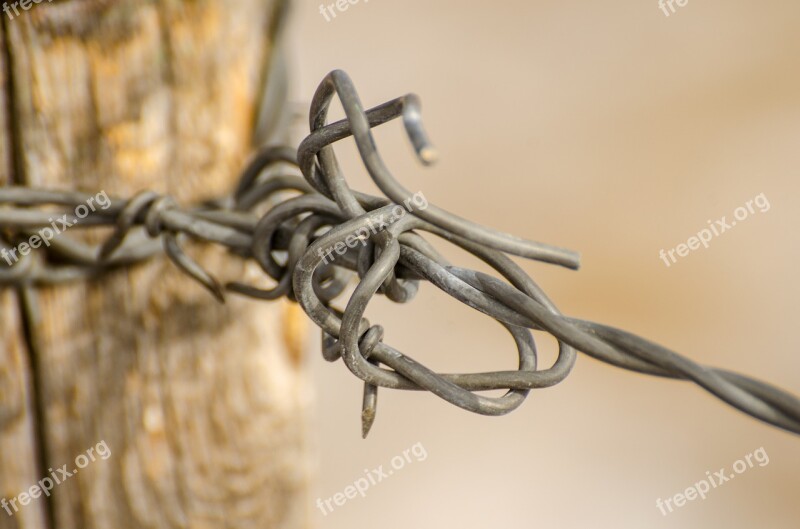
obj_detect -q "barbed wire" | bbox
[1,69,798,438]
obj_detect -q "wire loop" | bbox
[0,70,797,438]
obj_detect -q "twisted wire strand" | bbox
[0,70,797,439]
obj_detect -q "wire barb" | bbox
[0,70,798,438]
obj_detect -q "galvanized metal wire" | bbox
[1,70,798,438]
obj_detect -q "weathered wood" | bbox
[0,18,50,528]
[0,2,310,528]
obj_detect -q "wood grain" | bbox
[0,1,310,528]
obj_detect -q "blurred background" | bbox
[284,1,800,527]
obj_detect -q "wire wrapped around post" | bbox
[0,70,798,438]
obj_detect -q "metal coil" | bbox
[1,70,798,438]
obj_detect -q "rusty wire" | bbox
[1,69,798,438]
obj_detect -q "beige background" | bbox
[285,1,800,527]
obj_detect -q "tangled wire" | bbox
[1,70,798,438]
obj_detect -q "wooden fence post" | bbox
[0,2,311,528]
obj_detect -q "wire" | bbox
[1,70,797,438]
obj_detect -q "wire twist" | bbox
[1,70,798,438]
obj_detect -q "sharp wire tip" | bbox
[361,408,376,439]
